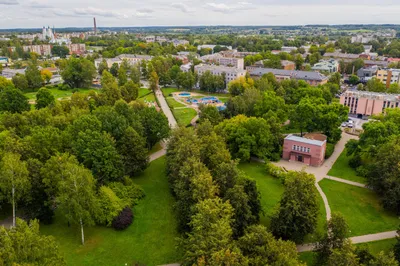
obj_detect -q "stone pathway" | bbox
[325,175,367,188]
[297,230,398,252]
[155,89,177,129]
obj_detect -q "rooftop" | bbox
[323,52,360,59]
[343,90,400,102]
[247,67,328,81]
[285,134,326,147]
[195,64,246,74]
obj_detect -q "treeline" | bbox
[166,122,305,265]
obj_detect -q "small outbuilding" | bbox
[282,134,327,167]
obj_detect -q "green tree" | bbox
[295,54,304,70]
[110,62,119,77]
[0,87,30,113]
[199,104,222,125]
[388,83,400,94]
[96,186,127,226]
[369,251,399,266]
[51,45,70,58]
[329,72,342,86]
[349,74,360,85]
[117,126,149,176]
[35,87,55,109]
[316,212,350,265]
[327,241,359,266]
[61,57,96,88]
[25,61,43,89]
[130,65,141,84]
[181,198,234,265]
[0,152,30,227]
[271,170,319,242]
[57,162,99,245]
[11,73,29,91]
[138,107,170,148]
[120,80,139,102]
[149,70,159,91]
[365,77,386,92]
[100,70,122,105]
[97,59,109,75]
[238,225,303,265]
[117,65,128,86]
[0,218,66,265]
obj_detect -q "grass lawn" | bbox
[172,108,197,127]
[162,87,181,97]
[238,162,326,243]
[327,148,366,184]
[40,157,181,266]
[356,238,397,256]
[319,179,399,237]
[25,88,92,101]
[138,88,152,98]
[166,97,186,108]
[138,91,156,103]
[299,251,316,266]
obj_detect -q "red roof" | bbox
[388,58,400,62]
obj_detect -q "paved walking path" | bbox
[297,230,398,252]
[155,89,178,129]
[326,175,367,188]
[149,142,167,162]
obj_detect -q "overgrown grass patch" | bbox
[172,108,197,127]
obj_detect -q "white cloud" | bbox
[74,7,128,18]
[171,2,194,13]
[26,1,52,8]
[0,0,18,5]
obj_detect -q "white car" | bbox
[341,122,348,127]
[347,123,354,128]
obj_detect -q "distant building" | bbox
[340,90,400,116]
[22,45,52,56]
[194,64,246,88]
[180,63,192,73]
[201,53,244,69]
[323,52,360,60]
[252,59,295,70]
[363,45,373,54]
[351,35,374,44]
[145,35,155,43]
[281,46,298,53]
[388,58,400,63]
[376,68,400,88]
[94,54,152,68]
[247,67,328,86]
[0,68,25,79]
[357,66,379,82]
[312,59,339,73]
[197,44,232,52]
[68,43,86,55]
[170,39,189,47]
[282,134,327,167]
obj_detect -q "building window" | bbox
[292,145,296,150]
[307,148,310,153]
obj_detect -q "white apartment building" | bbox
[201,53,244,69]
[194,64,246,88]
[94,54,152,68]
[351,35,375,44]
[281,46,298,53]
[145,35,155,43]
[23,45,52,56]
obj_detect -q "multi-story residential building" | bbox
[247,67,328,86]
[323,52,360,60]
[282,133,327,167]
[312,59,339,73]
[170,39,189,47]
[376,69,400,88]
[145,35,155,43]
[281,46,298,53]
[194,64,246,87]
[156,36,167,43]
[201,53,244,69]
[68,43,86,55]
[340,90,400,116]
[22,45,52,56]
[94,54,152,68]
[251,59,295,70]
[351,35,374,44]
[357,66,379,82]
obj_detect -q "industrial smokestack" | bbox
[93,17,97,34]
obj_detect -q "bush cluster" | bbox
[112,207,133,230]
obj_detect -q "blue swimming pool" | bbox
[179,92,191,97]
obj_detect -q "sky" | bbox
[1,0,400,29]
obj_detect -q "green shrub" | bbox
[97,186,127,226]
[108,179,145,206]
[265,162,286,182]
[325,143,335,159]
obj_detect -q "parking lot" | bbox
[342,117,368,130]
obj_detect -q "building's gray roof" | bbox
[247,67,328,81]
[343,90,400,102]
[323,52,360,59]
[285,134,325,147]
[118,54,152,60]
[195,64,246,74]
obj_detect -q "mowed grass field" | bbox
[327,148,366,184]
[24,88,93,101]
[319,179,399,237]
[40,157,181,266]
[238,161,327,243]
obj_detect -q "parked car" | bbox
[347,123,354,128]
[341,122,348,127]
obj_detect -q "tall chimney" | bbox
[93,17,97,34]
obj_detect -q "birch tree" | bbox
[57,162,98,245]
[0,152,30,227]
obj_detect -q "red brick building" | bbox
[282,134,327,166]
